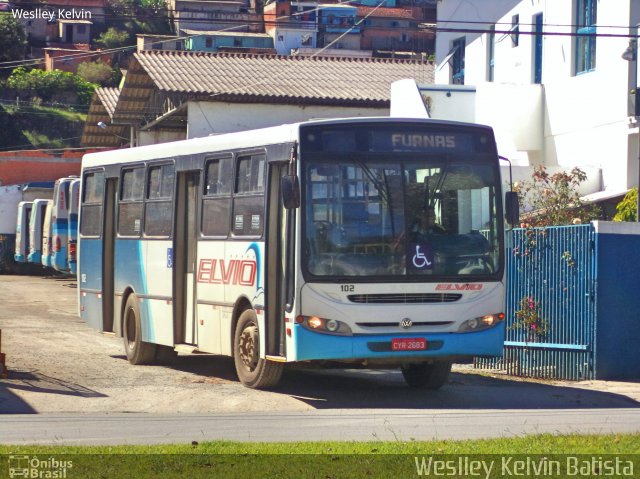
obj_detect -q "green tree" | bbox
[105,0,137,16]
[613,187,638,222]
[139,0,166,15]
[514,165,601,227]
[0,13,28,64]
[7,67,97,105]
[96,28,131,49]
[77,61,114,85]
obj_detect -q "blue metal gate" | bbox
[475,224,596,380]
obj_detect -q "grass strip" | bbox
[1,434,638,478]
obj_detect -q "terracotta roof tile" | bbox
[132,50,433,106]
[357,6,415,20]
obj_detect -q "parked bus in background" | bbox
[78,118,519,389]
[68,179,81,275]
[0,182,53,273]
[41,200,54,268]
[28,199,50,264]
[14,201,33,263]
[50,177,76,272]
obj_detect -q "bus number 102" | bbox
[340,285,354,292]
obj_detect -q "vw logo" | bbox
[400,318,413,329]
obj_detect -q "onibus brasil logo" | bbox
[8,456,73,478]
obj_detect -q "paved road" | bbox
[3,409,640,445]
[1,276,639,445]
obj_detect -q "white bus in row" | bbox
[15,178,80,274]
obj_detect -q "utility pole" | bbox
[622,24,640,221]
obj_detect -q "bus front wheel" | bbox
[123,294,157,365]
[233,309,283,389]
[401,361,452,389]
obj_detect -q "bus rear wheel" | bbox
[401,361,452,389]
[233,309,283,389]
[123,294,156,365]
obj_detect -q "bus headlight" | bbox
[296,316,352,336]
[458,313,505,332]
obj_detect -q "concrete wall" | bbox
[186,101,387,138]
[138,130,185,147]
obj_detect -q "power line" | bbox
[0,23,631,71]
[1,1,636,71]
[7,2,639,30]
[0,136,84,151]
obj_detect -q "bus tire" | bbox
[123,294,156,365]
[401,361,452,389]
[233,309,283,389]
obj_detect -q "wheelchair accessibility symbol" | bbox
[408,242,434,270]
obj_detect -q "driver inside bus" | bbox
[411,207,446,239]
[393,206,446,251]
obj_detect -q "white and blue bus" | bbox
[28,199,50,264]
[14,201,33,263]
[51,177,76,272]
[41,199,54,268]
[68,178,81,275]
[78,118,518,389]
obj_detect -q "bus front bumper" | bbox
[293,324,504,362]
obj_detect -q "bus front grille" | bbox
[356,321,454,328]
[347,293,462,304]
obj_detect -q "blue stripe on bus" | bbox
[51,218,70,271]
[78,239,103,328]
[245,242,262,290]
[293,324,505,361]
[68,216,78,275]
[138,240,155,343]
[52,247,68,271]
[79,239,102,290]
[114,240,155,343]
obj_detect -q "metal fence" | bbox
[475,224,596,380]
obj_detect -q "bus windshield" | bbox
[303,157,501,279]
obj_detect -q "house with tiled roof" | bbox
[357,5,434,55]
[11,0,106,44]
[81,50,434,146]
[263,0,435,58]
[167,0,263,34]
[81,88,129,148]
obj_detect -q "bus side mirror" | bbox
[505,191,520,226]
[281,175,300,209]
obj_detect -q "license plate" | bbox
[391,338,427,351]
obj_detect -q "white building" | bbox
[433,0,640,200]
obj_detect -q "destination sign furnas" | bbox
[392,134,456,149]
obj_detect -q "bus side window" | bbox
[80,171,104,237]
[202,158,232,236]
[233,154,265,236]
[118,167,145,236]
[145,163,174,237]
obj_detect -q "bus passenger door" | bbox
[265,163,290,357]
[102,178,117,333]
[174,172,199,345]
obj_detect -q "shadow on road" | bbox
[274,367,640,410]
[111,351,640,411]
[0,384,36,414]
[110,354,239,382]
[2,369,107,413]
